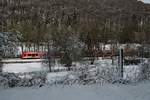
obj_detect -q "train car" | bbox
[21,52,46,59]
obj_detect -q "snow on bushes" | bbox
[139,60,150,80]
[0,72,47,88]
[52,59,150,85]
[124,59,150,82]
[0,59,150,87]
[46,72,69,85]
[63,64,121,85]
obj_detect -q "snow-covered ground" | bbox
[2,59,67,73]
[2,58,44,63]
[3,62,67,73]
[3,62,47,73]
[0,81,150,100]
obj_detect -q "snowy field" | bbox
[2,58,44,63]
[2,59,67,73]
[3,62,47,73]
[0,82,150,100]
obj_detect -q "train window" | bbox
[21,52,46,59]
[32,54,35,57]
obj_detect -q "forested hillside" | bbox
[0,0,150,44]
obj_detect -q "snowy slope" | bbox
[0,82,150,100]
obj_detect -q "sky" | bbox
[142,0,150,3]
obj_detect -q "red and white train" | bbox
[21,52,46,59]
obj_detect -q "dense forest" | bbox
[0,0,150,43]
[0,0,150,62]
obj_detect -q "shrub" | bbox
[0,72,47,88]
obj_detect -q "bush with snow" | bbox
[45,63,121,85]
[0,72,47,88]
[54,59,150,85]
[0,59,150,87]
[139,60,150,80]
[63,65,121,85]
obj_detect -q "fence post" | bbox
[47,43,51,72]
[118,48,124,78]
[0,56,2,72]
